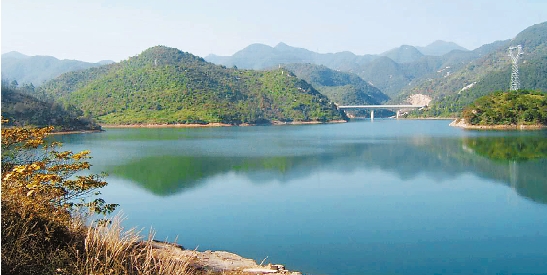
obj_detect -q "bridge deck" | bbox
[338,105,426,109]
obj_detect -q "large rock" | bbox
[150,241,301,274]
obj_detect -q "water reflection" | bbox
[463,135,547,162]
[107,134,547,203]
[54,124,547,275]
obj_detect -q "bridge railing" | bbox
[337,105,426,109]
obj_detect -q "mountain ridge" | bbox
[416,40,469,56]
[203,40,489,98]
[380,45,424,63]
[205,40,468,67]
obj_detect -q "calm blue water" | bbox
[55,120,547,275]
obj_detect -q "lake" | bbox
[54,119,547,275]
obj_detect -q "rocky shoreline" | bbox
[150,241,301,275]
[449,118,547,130]
[47,129,104,135]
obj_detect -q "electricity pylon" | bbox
[508,45,523,91]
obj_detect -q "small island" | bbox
[450,90,547,130]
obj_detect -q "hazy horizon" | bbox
[2,0,547,63]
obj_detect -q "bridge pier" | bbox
[396,110,400,119]
[370,110,374,121]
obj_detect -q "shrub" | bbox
[1,121,116,274]
[1,121,195,275]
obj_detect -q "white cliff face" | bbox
[407,94,432,106]
[459,82,477,93]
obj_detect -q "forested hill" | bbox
[1,84,101,131]
[39,46,347,125]
[461,90,547,126]
[281,63,389,106]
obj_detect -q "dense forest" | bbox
[1,79,101,131]
[39,46,347,125]
[461,90,547,126]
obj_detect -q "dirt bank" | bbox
[100,120,347,128]
[100,123,233,128]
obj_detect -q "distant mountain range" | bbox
[205,22,546,112]
[206,40,467,69]
[206,42,377,72]
[204,40,478,97]
[1,51,113,86]
[3,21,546,125]
[377,41,469,63]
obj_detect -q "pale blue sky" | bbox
[2,0,547,63]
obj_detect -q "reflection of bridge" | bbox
[338,105,427,120]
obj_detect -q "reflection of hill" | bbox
[460,135,547,204]
[463,136,547,162]
[512,159,547,204]
[109,136,547,204]
[109,155,316,195]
